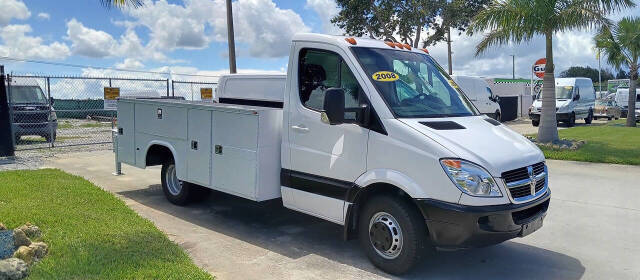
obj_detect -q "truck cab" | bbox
[7,84,57,143]
[117,34,550,275]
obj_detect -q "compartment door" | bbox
[187,109,212,186]
[116,101,135,165]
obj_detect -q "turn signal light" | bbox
[441,159,461,169]
[345,37,357,45]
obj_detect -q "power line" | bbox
[0,56,221,78]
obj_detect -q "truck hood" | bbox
[532,99,570,109]
[399,116,544,177]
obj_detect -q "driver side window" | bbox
[298,49,363,121]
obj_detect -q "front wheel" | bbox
[494,111,501,122]
[358,195,428,275]
[532,120,539,127]
[566,113,576,127]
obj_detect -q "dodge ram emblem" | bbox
[527,166,536,196]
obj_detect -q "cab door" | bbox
[283,45,369,224]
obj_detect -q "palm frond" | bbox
[100,0,144,9]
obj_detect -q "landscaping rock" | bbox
[0,258,28,280]
[0,231,14,260]
[0,224,6,231]
[16,224,40,239]
[28,242,47,261]
[12,247,34,265]
[11,230,30,248]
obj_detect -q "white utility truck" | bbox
[529,77,595,127]
[450,75,501,121]
[115,34,550,274]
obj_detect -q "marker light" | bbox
[421,48,429,54]
[394,42,404,49]
[403,44,411,50]
[345,38,357,45]
[385,41,396,48]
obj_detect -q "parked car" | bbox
[114,34,550,275]
[450,76,501,121]
[593,99,621,120]
[8,85,58,142]
[613,88,640,117]
[529,77,595,127]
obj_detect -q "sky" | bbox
[0,0,638,81]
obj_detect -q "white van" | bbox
[529,77,595,126]
[613,88,640,117]
[451,76,501,120]
[115,34,550,275]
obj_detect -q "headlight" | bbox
[440,159,502,197]
[48,110,57,121]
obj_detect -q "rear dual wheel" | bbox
[161,162,210,205]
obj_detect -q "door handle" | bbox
[291,125,309,133]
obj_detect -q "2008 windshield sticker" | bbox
[372,71,399,82]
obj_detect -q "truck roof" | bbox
[292,33,431,54]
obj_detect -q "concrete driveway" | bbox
[44,151,640,280]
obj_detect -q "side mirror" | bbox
[573,93,580,101]
[49,97,55,105]
[322,88,345,125]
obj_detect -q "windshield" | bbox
[596,100,613,106]
[352,48,477,118]
[9,86,48,104]
[555,86,574,99]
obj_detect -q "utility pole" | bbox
[0,65,15,157]
[597,49,602,96]
[510,55,515,79]
[447,27,452,75]
[226,0,237,74]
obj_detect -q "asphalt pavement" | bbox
[42,151,640,280]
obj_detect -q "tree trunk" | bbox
[447,27,452,75]
[414,26,421,49]
[537,32,559,143]
[627,64,637,127]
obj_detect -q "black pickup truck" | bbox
[9,85,57,143]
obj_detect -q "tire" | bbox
[45,132,57,143]
[566,113,576,127]
[161,162,197,205]
[532,120,539,127]
[584,110,593,124]
[615,117,619,120]
[593,116,598,120]
[358,195,428,275]
[607,116,612,121]
[494,111,501,122]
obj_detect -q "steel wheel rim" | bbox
[369,212,403,259]
[165,164,182,196]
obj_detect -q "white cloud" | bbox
[115,58,145,69]
[125,0,310,58]
[305,0,342,35]
[66,18,118,57]
[0,24,70,60]
[0,0,30,26]
[37,12,50,20]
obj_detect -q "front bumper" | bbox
[529,112,570,122]
[415,190,550,249]
[13,121,58,136]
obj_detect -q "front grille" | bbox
[15,112,48,123]
[501,162,545,184]
[502,162,547,201]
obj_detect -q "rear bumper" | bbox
[415,190,550,249]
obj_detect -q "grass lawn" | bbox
[534,119,640,165]
[0,169,212,280]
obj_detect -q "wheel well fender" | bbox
[144,141,177,167]
[343,170,428,241]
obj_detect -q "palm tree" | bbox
[469,0,634,142]
[100,0,144,8]
[595,17,640,127]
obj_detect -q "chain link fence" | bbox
[5,74,217,151]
